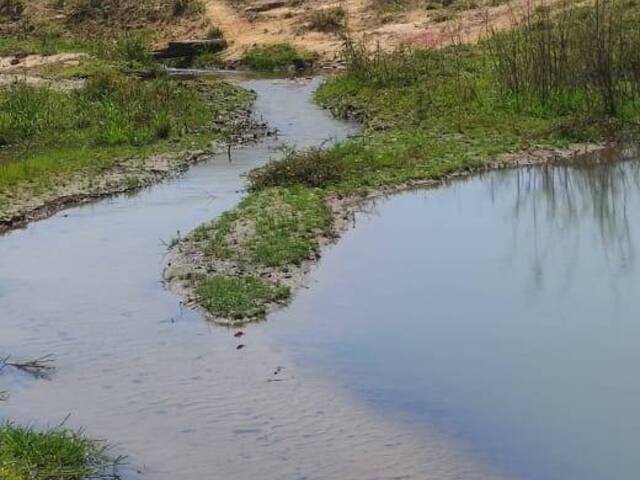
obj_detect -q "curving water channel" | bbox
[0,78,508,480]
[2,77,639,480]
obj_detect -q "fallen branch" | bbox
[0,354,55,378]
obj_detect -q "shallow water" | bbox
[0,78,508,479]
[265,155,640,480]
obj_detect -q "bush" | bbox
[307,6,347,33]
[206,26,224,39]
[249,148,344,189]
[241,43,315,71]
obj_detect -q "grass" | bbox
[0,423,113,480]
[193,186,332,268]
[0,69,252,205]
[240,43,316,71]
[195,275,290,319]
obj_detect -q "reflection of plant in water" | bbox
[489,147,640,289]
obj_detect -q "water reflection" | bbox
[267,152,640,480]
[486,148,640,290]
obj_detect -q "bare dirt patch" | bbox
[203,0,564,64]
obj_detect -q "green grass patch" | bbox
[193,186,332,268]
[240,43,316,71]
[0,72,252,198]
[195,275,290,319]
[0,423,112,480]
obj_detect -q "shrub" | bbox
[249,148,344,189]
[307,6,347,33]
[113,32,151,65]
[206,26,224,39]
[241,43,315,70]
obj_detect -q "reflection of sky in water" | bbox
[268,155,640,480]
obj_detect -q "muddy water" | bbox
[265,154,640,480]
[0,78,510,480]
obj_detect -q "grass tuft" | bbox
[0,423,113,480]
[307,6,347,33]
[240,43,316,71]
[195,275,290,319]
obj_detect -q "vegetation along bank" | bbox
[166,0,640,324]
[0,0,262,232]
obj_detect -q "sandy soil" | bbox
[202,0,560,63]
[0,53,89,90]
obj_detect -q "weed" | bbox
[206,26,224,39]
[0,423,114,480]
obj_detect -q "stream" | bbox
[2,77,639,479]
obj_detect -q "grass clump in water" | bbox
[0,423,113,480]
[241,43,316,71]
[195,275,290,319]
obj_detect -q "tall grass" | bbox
[0,423,115,480]
[488,0,640,115]
[0,70,212,192]
[0,70,207,150]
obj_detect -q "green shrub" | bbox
[241,43,315,71]
[249,148,344,189]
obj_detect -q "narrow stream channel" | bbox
[0,78,510,480]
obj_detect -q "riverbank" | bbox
[0,47,262,233]
[167,0,640,324]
